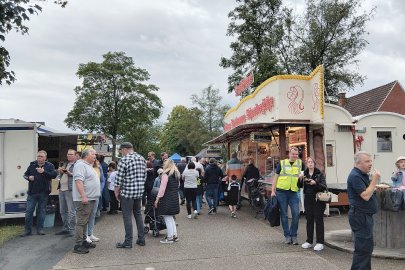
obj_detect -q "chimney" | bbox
[338,92,346,107]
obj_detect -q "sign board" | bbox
[224,65,325,132]
[250,132,272,142]
[234,71,254,96]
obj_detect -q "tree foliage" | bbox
[191,85,230,138]
[220,0,284,93]
[0,0,67,85]
[221,0,373,100]
[122,122,163,158]
[160,106,210,156]
[65,51,162,159]
[286,0,373,101]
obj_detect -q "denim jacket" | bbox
[391,171,404,188]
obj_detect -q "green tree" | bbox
[65,51,162,159]
[191,85,230,138]
[0,0,67,85]
[123,122,163,158]
[220,0,284,94]
[160,106,210,156]
[287,0,374,101]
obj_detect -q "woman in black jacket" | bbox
[154,159,180,244]
[300,157,327,251]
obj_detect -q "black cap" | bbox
[119,142,133,150]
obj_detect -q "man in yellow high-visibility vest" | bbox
[271,147,304,245]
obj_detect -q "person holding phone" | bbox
[299,157,327,251]
[55,149,77,237]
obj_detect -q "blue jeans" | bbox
[25,192,48,233]
[205,184,219,209]
[196,194,203,213]
[87,198,99,236]
[276,189,299,238]
[59,190,76,232]
[348,207,374,270]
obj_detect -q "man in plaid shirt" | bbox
[114,142,146,248]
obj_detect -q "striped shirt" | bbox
[115,152,146,199]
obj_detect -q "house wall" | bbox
[379,82,405,114]
[355,112,405,183]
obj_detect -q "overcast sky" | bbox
[0,0,404,131]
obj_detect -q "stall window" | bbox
[377,131,392,152]
[326,144,334,166]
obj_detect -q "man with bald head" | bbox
[347,151,380,270]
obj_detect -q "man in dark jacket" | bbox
[204,158,224,214]
[176,158,187,205]
[22,150,57,236]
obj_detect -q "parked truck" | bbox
[0,119,79,219]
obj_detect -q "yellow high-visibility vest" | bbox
[276,159,302,192]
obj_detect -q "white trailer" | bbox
[0,119,78,219]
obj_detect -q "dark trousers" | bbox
[108,190,119,212]
[184,188,197,215]
[179,181,185,200]
[205,184,219,210]
[121,197,144,244]
[348,208,374,270]
[304,194,326,244]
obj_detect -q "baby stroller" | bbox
[144,188,166,237]
[246,178,266,218]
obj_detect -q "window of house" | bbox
[377,131,392,152]
[326,144,334,167]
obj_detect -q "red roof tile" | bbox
[344,81,397,116]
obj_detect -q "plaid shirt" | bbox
[115,152,146,199]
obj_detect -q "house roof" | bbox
[344,81,397,117]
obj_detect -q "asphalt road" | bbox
[1,201,404,270]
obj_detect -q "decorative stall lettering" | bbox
[224,96,275,132]
[234,71,254,96]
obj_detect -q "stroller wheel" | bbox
[144,226,150,234]
[152,229,159,237]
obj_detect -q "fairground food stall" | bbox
[208,66,355,201]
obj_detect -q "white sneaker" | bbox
[193,210,198,219]
[187,214,192,219]
[301,242,312,249]
[86,236,92,243]
[313,243,324,251]
[89,234,100,242]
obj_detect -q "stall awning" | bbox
[206,122,277,144]
[206,120,316,145]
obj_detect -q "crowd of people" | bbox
[20,144,403,268]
